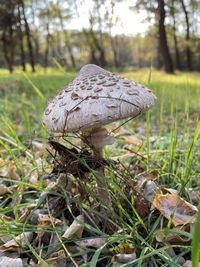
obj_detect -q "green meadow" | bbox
[0,68,200,266]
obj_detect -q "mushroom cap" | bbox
[44,64,156,132]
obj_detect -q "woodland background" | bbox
[0,0,199,74]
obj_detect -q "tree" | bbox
[0,0,17,72]
[169,0,181,70]
[135,0,174,73]
[157,0,174,73]
[17,1,26,71]
[19,0,35,72]
[180,0,192,70]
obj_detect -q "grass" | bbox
[0,67,200,266]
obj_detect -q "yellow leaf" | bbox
[153,193,197,226]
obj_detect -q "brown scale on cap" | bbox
[44,64,156,150]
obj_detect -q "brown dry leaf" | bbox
[0,232,33,251]
[155,228,192,243]
[0,234,12,244]
[0,256,23,267]
[134,193,150,217]
[1,214,13,221]
[112,253,136,264]
[144,180,160,204]
[46,249,66,263]
[162,187,178,195]
[7,161,20,180]
[19,208,31,223]
[9,184,19,193]
[153,193,197,226]
[62,215,84,239]
[187,189,200,204]
[37,214,63,238]
[77,237,107,249]
[135,175,160,204]
[0,184,8,196]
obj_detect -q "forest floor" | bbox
[0,68,200,266]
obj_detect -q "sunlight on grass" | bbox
[0,67,199,265]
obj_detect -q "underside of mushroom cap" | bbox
[44,64,156,133]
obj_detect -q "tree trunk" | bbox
[2,32,13,73]
[171,0,181,70]
[20,0,35,72]
[157,0,174,73]
[180,0,192,70]
[1,2,15,73]
[110,36,119,68]
[89,28,107,67]
[44,21,51,68]
[17,3,26,72]
[66,44,76,68]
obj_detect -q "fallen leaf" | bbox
[153,193,197,226]
[0,256,23,267]
[46,249,65,263]
[155,228,192,243]
[162,187,178,195]
[9,184,19,193]
[187,189,200,204]
[112,253,136,264]
[7,161,20,180]
[37,214,63,238]
[19,208,31,223]
[62,215,84,239]
[134,193,150,217]
[0,232,33,251]
[1,214,13,221]
[0,184,8,196]
[77,237,107,248]
[144,180,160,203]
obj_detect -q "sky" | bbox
[67,0,151,36]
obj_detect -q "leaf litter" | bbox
[0,132,199,266]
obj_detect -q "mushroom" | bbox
[44,64,156,155]
[44,64,156,204]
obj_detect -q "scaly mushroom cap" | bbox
[44,64,156,132]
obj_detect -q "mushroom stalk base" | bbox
[81,127,114,206]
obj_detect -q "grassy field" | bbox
[0,68,200,266]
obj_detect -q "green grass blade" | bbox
[22,72,44,99]
[192,204,200,267]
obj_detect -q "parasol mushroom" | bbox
[44,64,156,204]
[44,64,156,156]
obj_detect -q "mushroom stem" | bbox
[81,127,114,206]
[82,127,115,157]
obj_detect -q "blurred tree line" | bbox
[0,0,199,73]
